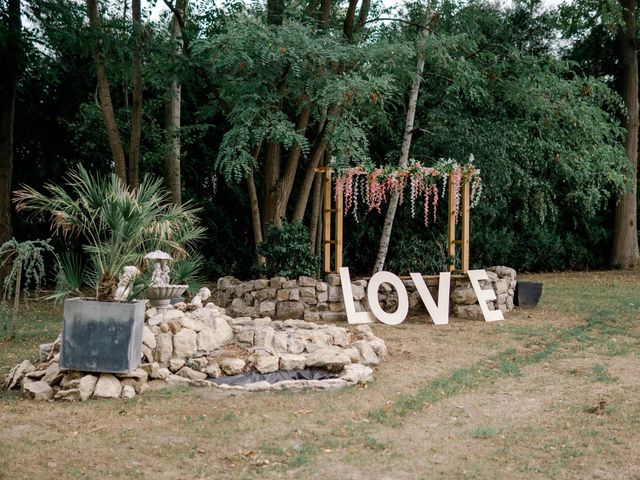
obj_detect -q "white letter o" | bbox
[367,271,409,325]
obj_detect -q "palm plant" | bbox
[14,165,206,301]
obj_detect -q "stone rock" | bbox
[340,364,373,384]
[42,362,63,386]
[236,328,255,344]
[485,271,499,282]
[282,280,297,288]
[276,301,305,320]
[140,362,160,379]
[173,328,198,358]
[121,385,136,399]
[24,381,53,401]
[165,374,191,386]
[287,337,306,355]
[211,317,234,346]
[316,281,328,292]
[204,363,222,378]
[177,366,208,381]
[142,344,154,363]
[258,301,276,316]
[453,304,484,320]
[325,274,341,286]
[321,312,347,323]
[351,283,366,301]
[5,360,35,390]
[255,355,279,374]
[352,340,380,366]
[270,277,286,289]
[254,317,271,327]
[154,333,174,364]
[317,291,328,303]
[145,307,158,320]
[159,323,170,333]
[54,388,81,401]
[450,287,478,305]
[298,276,317,287]
[305,347,351,372]
[217,276,237,290]
[180,316,204,332]
[253,279,270,290]
[495,280,509,295]
[343,347,361,363]
[255,288,276,302]
[79,374,98,401]
[142,326,156,349]
[197,327,218,352]
[328,286,343,302]
[168,319,182,334]
[273,332,289,353]
[368,338,388,358]
[38,343,55,362]
[276,289,290,301]
[283,319,316,329]
[169,358,186,372]
[220,358,246,375]
[156,368,171,380]
[328,326,350,346]
[253,326,275,350]
[488,266,517,279]
[329,302,345,312]
[60,371,83,388]
[164,309,185,321]
[93,373,122,399]
[355,324,375,339]
[304,311,320,322]
[279,354,306,370]
[147,313,164,327]
[25,370,46,380]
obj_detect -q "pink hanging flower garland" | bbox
[334,157,481,226]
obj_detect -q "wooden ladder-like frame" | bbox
[316,168,471,274]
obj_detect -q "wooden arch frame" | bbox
[316,167,471,274]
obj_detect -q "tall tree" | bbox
[0,0,21,251]
[611,0,639,268]
[164,0,187,204]
[372,15,429,272]
[87,0,127,183]
[128,0,143,189]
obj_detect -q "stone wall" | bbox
[215,266,517,322]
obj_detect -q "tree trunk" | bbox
[0,0,20,252]
[164,0,187,204]
[87,0,127,183]
[128,0,142,189]
[271,103,312,223]
[263,142,282,226]
[247,165,266,266]
[611,0,639,268]
[310,149,328,253]
[372,18,429,273]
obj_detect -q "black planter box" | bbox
[514,281,543,308]
[60,297,145,373]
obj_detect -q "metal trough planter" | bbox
[59,297,145,373]
[514,281,543,308]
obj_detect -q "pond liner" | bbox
[208,368,338,386]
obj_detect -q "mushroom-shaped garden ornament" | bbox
[145,250,172,287]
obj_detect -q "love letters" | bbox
[339,267,504,325]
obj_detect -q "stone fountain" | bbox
[143,250,187,314]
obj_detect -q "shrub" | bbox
[257,220,320,279]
